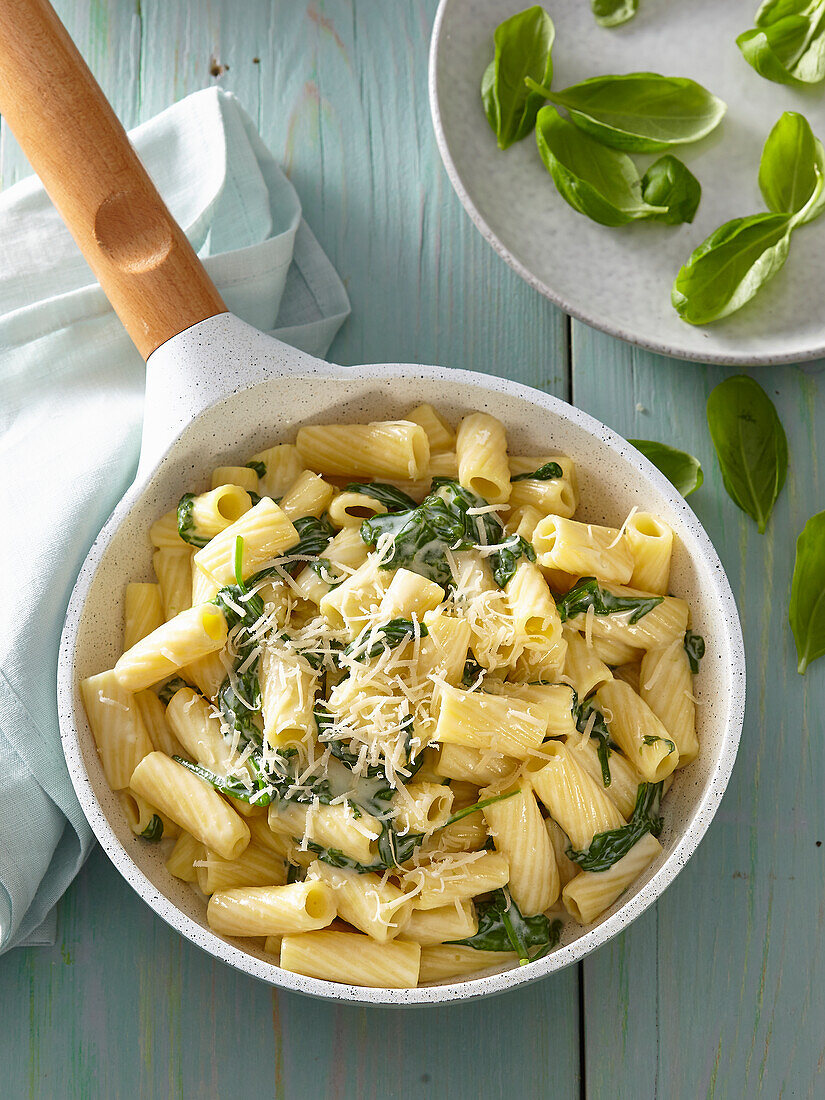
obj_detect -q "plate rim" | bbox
[428,0,825,367]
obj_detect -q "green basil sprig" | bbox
[535,106,667,227]
[706,376,788,534]
[629,439,703,496]
[482,6,555,150]
[789,511,825,673]
[592,0,638,28]
[640,156,702,225]
[567,782,664,872]
[737,1,825,86]
[673,112,825,324]
[531,72,726,153]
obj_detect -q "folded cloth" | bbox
[0,87,350,953]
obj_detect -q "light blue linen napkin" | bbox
[0,87,350,953]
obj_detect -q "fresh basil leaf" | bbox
[567,782,664,871]
[489,534,537,588]
[139,815,164,841]
[672,212,793,325]
[176,492,209,548]
[534,73,726,153]
[245,460,266,478]
[789,510,825,673]
[737,2,825,86]
[684,630,706,673]
[591,0,638,28]
[759,111,821,214]
[640,155,701,225]
[511,461,563,482]
[535,106,667,227]
[344,618,430,661]
[482,6,555,150]
[706,375,788,533]
[629,439,703,496]
[343,482,418,512]
[450,888,561,959]
[557,576,663,625]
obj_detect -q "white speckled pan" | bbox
[5,0,745,1007]
[58,311,745,1006]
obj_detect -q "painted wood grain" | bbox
[572,324,825,1098]
[0,3,577,1099]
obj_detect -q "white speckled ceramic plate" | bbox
[430,0,825,365]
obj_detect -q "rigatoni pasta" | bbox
[82,405,704,988]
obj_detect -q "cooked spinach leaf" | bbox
[290,514,337,557]
[575,699,617,787]
[344,482,417,512]
[490,534,537,588]
[789,510,825,673]
[176,492,209,548]
[684,630,706,673]
[629,439,703,496]
[462,654,485,687]
[535,106,666,226]
[640,155,702,225]
[451,888,562,963]
[360,478,504,586]
[567,781,664,872]
[482,6,555,150]
[642,734,676,754]
[556,576,663,625]
[157,676,193,705]
[245,460,266,478]
[309,557,343,588]
[345,617,430,661]
[706,375,788,533]
[173,756,273,805]
[510,461,563,482]
[443,789,518,826]
[213,584,265,632]
[140,815,164,841]
[534,73,726,153]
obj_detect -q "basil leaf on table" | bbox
[482,6,555,150]
[629,439,703,496]
[759,110,825,225]
[671,212,793,325]
[706,375,788,534]
[591,0,638,28]
[640,156,702,225]
[737,1,825,86]
[530,73,726,153]
[790,511,825,673]
[535,106,666,227]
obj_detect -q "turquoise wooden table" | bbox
[2,2,824,1097]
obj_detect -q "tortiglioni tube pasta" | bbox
[81,408,703,988]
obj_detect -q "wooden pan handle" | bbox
[0,0,226,360]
